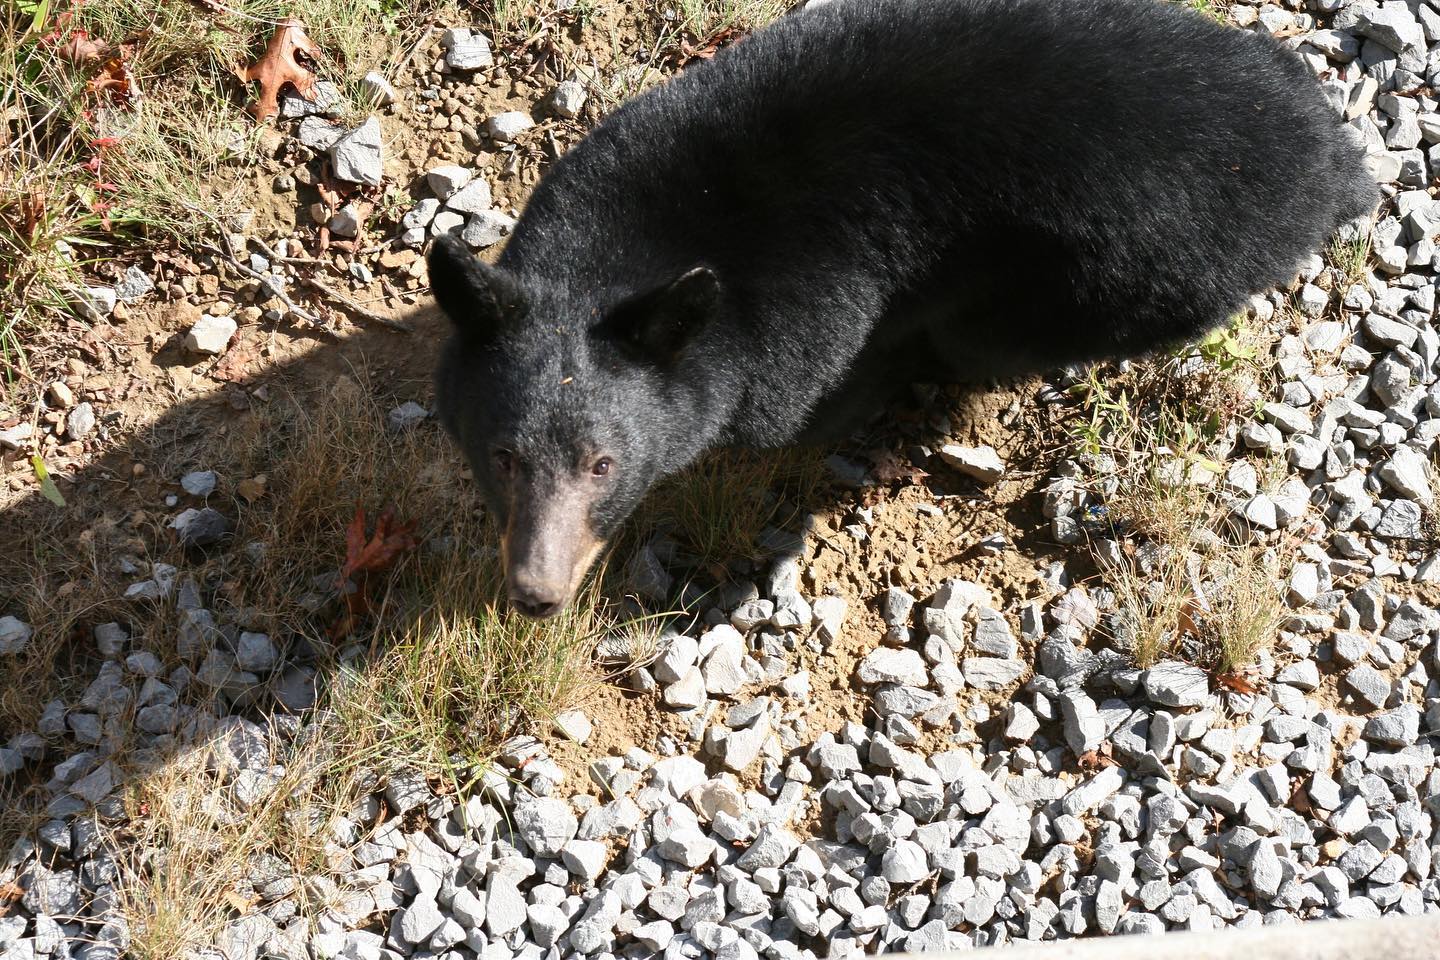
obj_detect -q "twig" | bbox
[300,276,413,333]
[198,242,321,325]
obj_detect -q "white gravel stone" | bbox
[1378,446,1434,504]
[65,401,96,440]
[444,178,492,214]
[330,117,384,186]
[512,796,577,856]
[551,79,587,118]
[360,71,396,107]
[561,838,609,881]
[658,827,716,867]
[938,444,1005,483]
[856,647,928,685]
[1141,661,1209,707]
[461,209,516,248]
[552,708,592,743]
[236,631,277,673]
[185,314,237,354]
[426,165,473,200]
[964,657,1026,689]
[0,616,33,655]
[485,876,526,937]
[181,470,217,496]
[655,633,699,682]
[397,895,444,944]
[485,111,535,142]
[446,35,493,70]
[881,839,930,883]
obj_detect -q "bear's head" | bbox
[428,234,723,618]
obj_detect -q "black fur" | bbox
[431,0,1375,597]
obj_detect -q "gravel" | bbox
[461,209,516,248]
[12,10,1440,960]
[184,314,237,354]
[0,615,33,655]
[551,79,588,118]
[937,443,1006,483]
[484,111,535,142]
[330,117,384,186]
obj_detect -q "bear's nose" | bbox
[509,581,567,620]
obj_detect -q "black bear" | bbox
[429,0,1376,618]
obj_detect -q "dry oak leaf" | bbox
[89,54,137,106]
[235,18,321,123]
[56,30,109,64]
[339,504,419,583]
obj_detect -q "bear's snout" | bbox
[501,476,606,619]
[508,577,569,620]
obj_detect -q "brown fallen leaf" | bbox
[1215,670,1259,696]
[222,888,258,912]
[870,449,929,486]
[235,18,321,123]
[236,475,267,503]
[328,504,420,640]
[339,504,419,583]
[1077,742,1118,772]
[212,340,257,383]
[1175,597,1202,639]
[89,54,136,106]
[57,30,108,63]
[0,880,22,916]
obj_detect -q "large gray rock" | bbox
[330,117,383,186]
[938,444,1005,483]
[461,209,516,249]
[551,79,587,118]
[1352,2,1424,52]
[1378,446,1433,504]
[446,34,493,70]
[0,616,32,655]
[1141,660,1209,707]
[444,178,491,213]
[512,796,577,856]
[185,314,236,354]
[485,111,534,142]
[856,647,928,686]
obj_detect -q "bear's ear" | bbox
[598,265,721,363]
[427,233,526,339]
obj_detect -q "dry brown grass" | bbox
[0,0,440,378]
[110,721,357,960]
[637,447,822,573]
[1072,315,1286,671]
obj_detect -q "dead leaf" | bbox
[235,18,321,123]
[675,26,744,66]
[222,888,258,912]
[1176,598,1202,639]
[870,450,929,486]
[57,30,108,63]
[1289,779,1313,815]
[237,475,267,502]
[328,504,419,640]
[89,54,136,106]
[339,504,418,583]
[1077,742,1118,772]
[1215,670,1258,696]
[212,341,256,383]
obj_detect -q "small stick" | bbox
[245,238,413,333]
[199,242,321,325]
[300,276,413,333]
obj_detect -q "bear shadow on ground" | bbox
[0,295,1067,863]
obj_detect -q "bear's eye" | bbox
[592,457,613,477]
[493,449,516,474]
